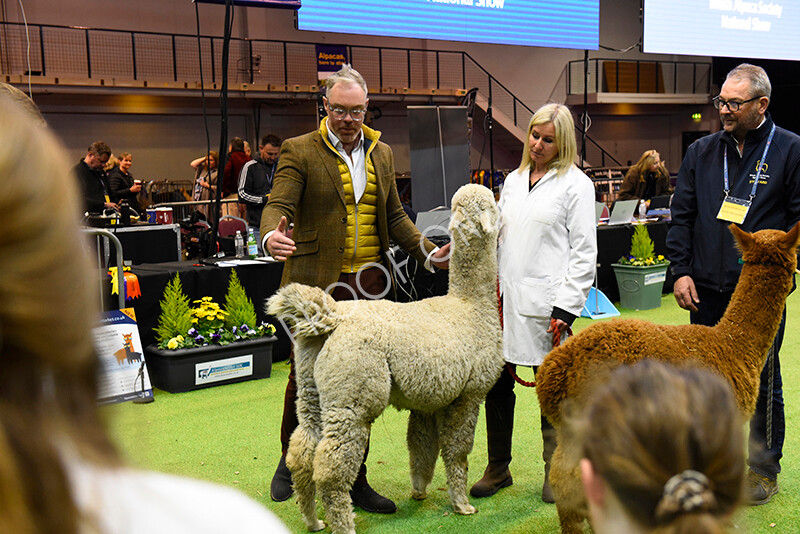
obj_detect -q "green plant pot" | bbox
[611,263,669,311]
[144,336,276,393]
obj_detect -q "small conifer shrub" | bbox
[617,224,669,266]
[154,273,194,344]
[224,270,258,331]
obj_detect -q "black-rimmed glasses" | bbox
[712,95,763,112]
[328,106,366,121]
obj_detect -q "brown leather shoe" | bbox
[746,470,779,506]
[541,479,555,503]
[470,467,513,498]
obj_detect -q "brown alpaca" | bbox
[536,223,800,534]
[113,333,142,365]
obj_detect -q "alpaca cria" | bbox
[267,184,503,534]
[536,223,800,534]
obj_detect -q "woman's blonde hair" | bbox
[104,153,119,171]
[629,149,662,183]
[519,103,577,175]
[578,360,744,534]
[0,94,118,533]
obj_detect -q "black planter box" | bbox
[144,336,276,393]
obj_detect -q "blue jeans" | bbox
[691,286,785,480]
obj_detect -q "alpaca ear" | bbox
[778,222,800,253]
[480,209,494,234]
[449,209,464,233]
[729,224,754,252]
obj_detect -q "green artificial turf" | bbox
[105,291,800,533]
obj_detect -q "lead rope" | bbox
[498,279,571,388]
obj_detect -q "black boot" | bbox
[350,467,397,514]
[470,395,516,498]
[270,454,293,502]
[541,419,557,504]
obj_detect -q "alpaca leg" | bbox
[288,338,326,531]
[315,410,370,534]
[550,439,589,534]
[407,410,440,500]
[437,397,481,515]
[541,417,557,504]
[556,505,587,534]
[287,426,325,532]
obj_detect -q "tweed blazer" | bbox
[261,123,436,290]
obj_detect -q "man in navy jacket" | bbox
[667,63,800,505]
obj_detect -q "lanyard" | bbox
[723,123,776,201]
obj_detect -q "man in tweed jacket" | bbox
[261,64,449,512]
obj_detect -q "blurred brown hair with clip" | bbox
[577,360,744,534]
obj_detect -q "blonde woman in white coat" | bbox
[471,103,597,503]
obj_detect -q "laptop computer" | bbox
[648,195,671,209]
[607,199,638,225]
[595,201,610,224]
[414,209,451,238]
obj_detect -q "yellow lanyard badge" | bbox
[717,197,750,224]
[717,124,775,226]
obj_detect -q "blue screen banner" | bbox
[298,0,599,50]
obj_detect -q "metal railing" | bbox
[1,21,621,168]
[152,199,239,222]
[567,58,711,95]
[83,228,125,310]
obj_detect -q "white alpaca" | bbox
[267,184,504,534]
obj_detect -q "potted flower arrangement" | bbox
[144,271,277,393]
[611,224,670,310]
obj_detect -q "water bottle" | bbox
[639,199,647,219]
[247,227,259,259]
[234,230,245,258]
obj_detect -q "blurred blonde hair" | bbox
[104,153,119,171]
[0,93,118,534]
[519,103,577,175]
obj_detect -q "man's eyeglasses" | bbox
[712,95,763,112]
[328,106,366,121]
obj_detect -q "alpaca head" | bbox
[730,223,800,274]
[448,184,499,253]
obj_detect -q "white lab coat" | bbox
[498,164,597,366]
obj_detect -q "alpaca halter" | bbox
[737,257,797,275]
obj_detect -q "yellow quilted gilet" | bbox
[319,119,383,273]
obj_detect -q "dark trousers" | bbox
[691,285,785,479]
[486,363,554,436]
[279,267,389,478]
